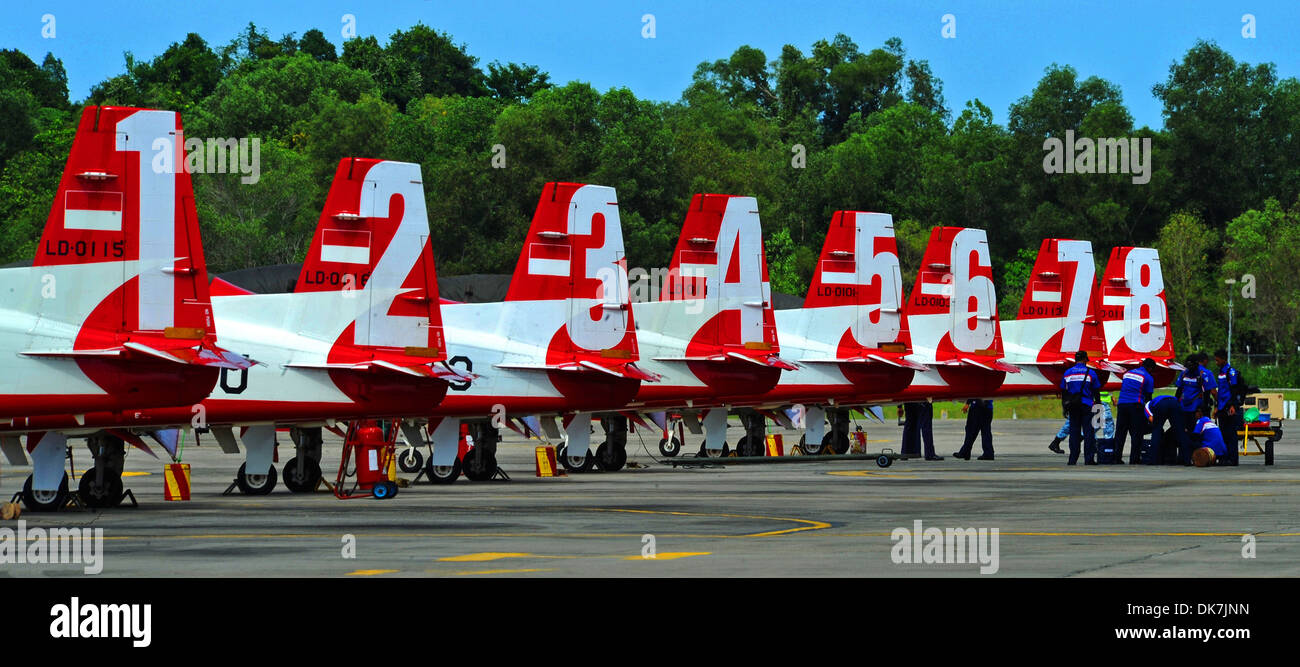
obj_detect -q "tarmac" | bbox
[0,418,1294,577]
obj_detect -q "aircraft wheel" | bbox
[397,447,424,473]
[236,462,277,495]
[658,436,681,457]
[799,435,826,456]
[736,436,764,457]
[462,450,497,481]
[595,442,627,472]
[696,443,731,458]
[558,445,593,473]
[282,457,322,493]
[426,456,461,485]
[22,474,69,512]
[77,468,123,508]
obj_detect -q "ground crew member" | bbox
[1174,357,1207,435]
[1115,359,1157,464]
[954,398,994,460]
[1060,351,1101,465]
[1214,349,1244,466]
[1191,414,1228,467]
[1145,394,1191,464]
[1047,416,1068,454]
[1196,353,1219,416]
[901,401,937,460]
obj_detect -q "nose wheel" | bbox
[21,474,69,512]
[235,462,278,495]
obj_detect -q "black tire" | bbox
[371,482,391,499]
[236,462,278,495]
[22,474,69,512]
[77,468,123,508]
[696,443,731,458]
[828,431,850,455]
[595,442,628,472]
[397,447,424,473]
[426,456,462,485]
[658,436,681,458]
[558,444,593,473]
[385,481,399,499]
[736,435,764,457]
[462,449,497,481]
[282,456,322,493]
[876,455,892,468]
[799,435,826,456]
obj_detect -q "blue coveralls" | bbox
[1146,395,1191,464]
[1115,367,1154,464]
[1215,364,1243,465]
[1192,416,1228,459]
[1060,362,1101,465]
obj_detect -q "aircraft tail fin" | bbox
[27,106,244,368]
[292,158,447,366]
[1098,246,1180,370]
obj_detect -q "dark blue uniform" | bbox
[1174,368,1207,428]
[1145,395,1191,464]
[1198,363,1219,414]
[1193,416,1228,458]
[1060,362,1101,465]
[956,399,994,459]
[1114,367,1154,464]
[901,402,935,458]
[1215,363,1243,465]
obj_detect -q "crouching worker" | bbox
[1191,414,1228,467]
[1144,395,1192,465]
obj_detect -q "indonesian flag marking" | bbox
[320,228,371,265]
[527,242,570,277]
[919,271,953,296]
[64,190,123,231]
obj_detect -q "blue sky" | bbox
[3,0,1298,129]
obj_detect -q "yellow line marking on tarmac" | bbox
[624,552,711,560]
[591,508,830,537]
[438,552,532,562]
[446,568,555,575]
[346,569,398,576]
[827,471,918,478]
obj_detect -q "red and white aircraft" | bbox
[3,111,470,507]
[622,194,798,458]
[1095,246,1183,385]
[998,238,1127,394]
[0,106,250,509]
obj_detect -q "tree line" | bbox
[2,23,1298,381]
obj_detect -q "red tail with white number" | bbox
[1098,246,1180,380]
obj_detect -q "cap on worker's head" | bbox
[1075,350,1088,363]
[1215,349,1228,361]
[1142,358,1157,373]
[1192,447,1217,467]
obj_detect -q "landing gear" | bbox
[736,411,766,457]
[798,434,829,455]
[462,422,499,481]
[696,443,730,458]
[658,436,681,457]
[78,433,126,508]
[21,474,69,512]
[397,447,424,473]
[595,416,629,471]
[284,426,323,493]
[558,444,593,473]
[426,456,462,484]
[282,456,322,493]
[827,409,852,455]
[595,441,628,471]
[77,468,123,508]
[236,462,278,495]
